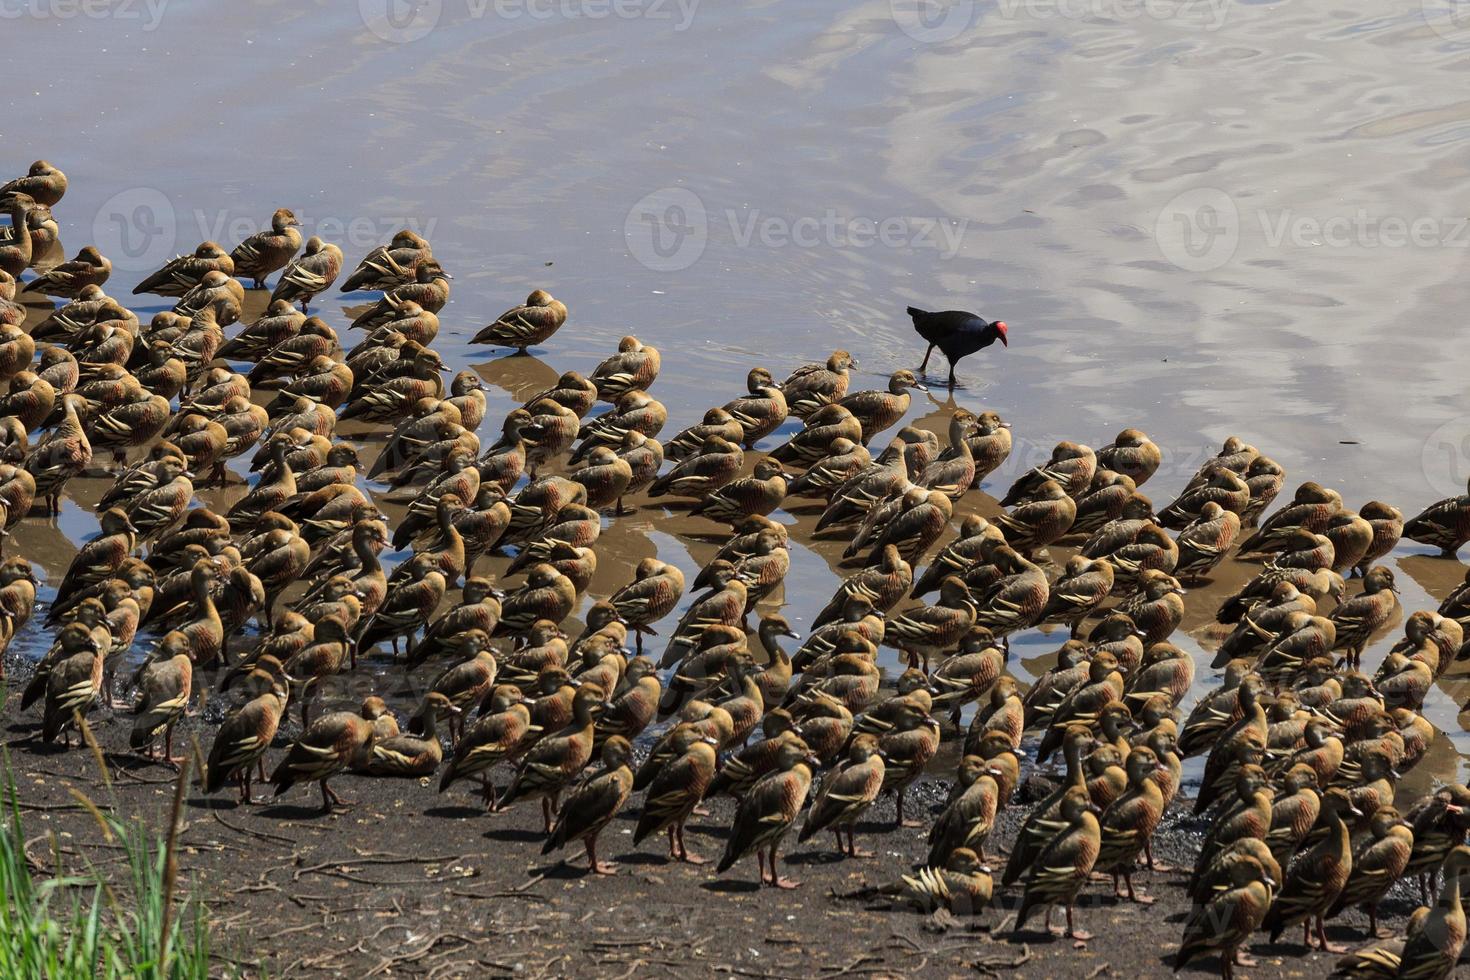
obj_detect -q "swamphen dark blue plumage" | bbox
[907,307,1008,388]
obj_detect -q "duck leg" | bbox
[585,834,617,875]
[1121,873,1153,905]
[164,726,184,767]
[541,796,554,834]
[946,361,958,390]
[1314,914,1346,954]
[918,343,935,373]
[845,826,873,859]
[1063,905,1091,942]
[1142,840,1173,872]
[675,821,706,864]
[322,778,352,812]
[896,787,922,829]
[766,843,801,889]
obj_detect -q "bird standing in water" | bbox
[906,307,1008,388]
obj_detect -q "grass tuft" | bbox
[0,749,213,979]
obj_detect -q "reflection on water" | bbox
[7,0,1470,787]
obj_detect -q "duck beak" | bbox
[911,381,929,392]
[701,735,719,746]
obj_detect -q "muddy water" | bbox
[7,1,1470,790]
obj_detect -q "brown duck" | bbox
[839,370,926,444]
[361,692,456,778]
[798,733,886,858]
[204,689,287,802]
[1264,787,1361,952]
[471,289,567,352]
[270,236,343,311]
[721,367,788,447]
[633,723,720,864]
[269,699,378,812]
[126,641,193,765]
[781,350,856,419]
[340,229,433,292]
[715,736,820,889]
[1014,786,1103,943]
[229,208,302,289]
[498,683,608,832]
[590,335,661,402]
[1174,854,1275,979]
[22,245,112,298]
[1002,440,1096,504]
[543,736,635,874]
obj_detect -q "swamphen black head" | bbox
[906,306,1007,389]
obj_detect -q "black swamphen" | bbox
[906,307,1008,388]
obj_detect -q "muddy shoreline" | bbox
[3,695,1430,980]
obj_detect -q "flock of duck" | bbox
[5,159,1470,977]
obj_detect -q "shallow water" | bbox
[6,0,1470,788]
